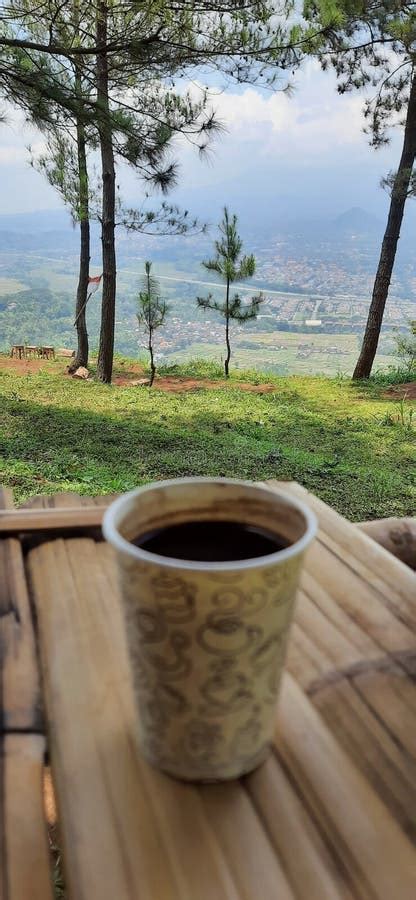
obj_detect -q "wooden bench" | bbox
[24,345,40,358]
[1,482,415,899]
[38,346,55,360]
[10,344,25,359]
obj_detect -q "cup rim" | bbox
[102,477,317,572]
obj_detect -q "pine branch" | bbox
[196,293,226,314]
[229,292,264,319]
[121,201,204,235]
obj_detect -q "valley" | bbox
[0,208,414,376]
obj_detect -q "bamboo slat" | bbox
[198,781,295,900]
[0,505,106,536]
[274,482,416,837]
[312,678,416,840]
[299,569,381,660]
[279,482,416,626]
[0,488,53,900]
[2,735,52,900]
[245,754,356,900]
[295,589,376,672]
[0,489,42,731]
[297,534,415,655]
[353,669,416,757]
[275,674,416,900]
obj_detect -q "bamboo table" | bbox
[1,482,415,900]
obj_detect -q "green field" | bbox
[0,276,27,294]
[0,357,414,520]
[166,332,394,377]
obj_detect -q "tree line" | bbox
[0,1,415,383]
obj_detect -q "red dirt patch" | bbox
[114,374,277,393]
[382,382,416,400]
[0,356,58,375]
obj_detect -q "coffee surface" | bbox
[132,520,289,562]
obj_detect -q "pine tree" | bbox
[197,207,263,376]
[34,129,93,371]
[137,261,169,387]
[303,0,416,379]
[2,1,94,369]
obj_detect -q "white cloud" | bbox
[203,66,365,161]
[0,107,47,163]
[0,144,27,163]
[0,62,400,213]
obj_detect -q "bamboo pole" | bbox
[0,506,107,536]
[0,488,53,900]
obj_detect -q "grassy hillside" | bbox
[0,356,414,520]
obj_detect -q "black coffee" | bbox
[132,520,289,562]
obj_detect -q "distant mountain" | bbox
[332,207,382,235]
[0,209,73,233]
[0,209,102,253]
[0,202,412,256]
[0,229,80,253]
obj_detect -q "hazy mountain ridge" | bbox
[0,205,388,239]
[332,206,382,234]
[0,204,413,251]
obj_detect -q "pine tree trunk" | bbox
[148,330,155,386]
[69,72,90,373]
[225,278,231,377]
[96,1,116,384]
[353,74,416,380]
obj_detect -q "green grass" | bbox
[0,357,414,520]
[370,365,415,386]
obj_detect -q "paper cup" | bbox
[103,478,316,781]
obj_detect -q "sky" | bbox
[0,60,402,223]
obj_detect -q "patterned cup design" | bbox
[103,479,316,781]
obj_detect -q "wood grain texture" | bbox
[21,484,416,900]
[0,488,52,900]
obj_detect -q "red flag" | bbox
[88,275,102,294]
